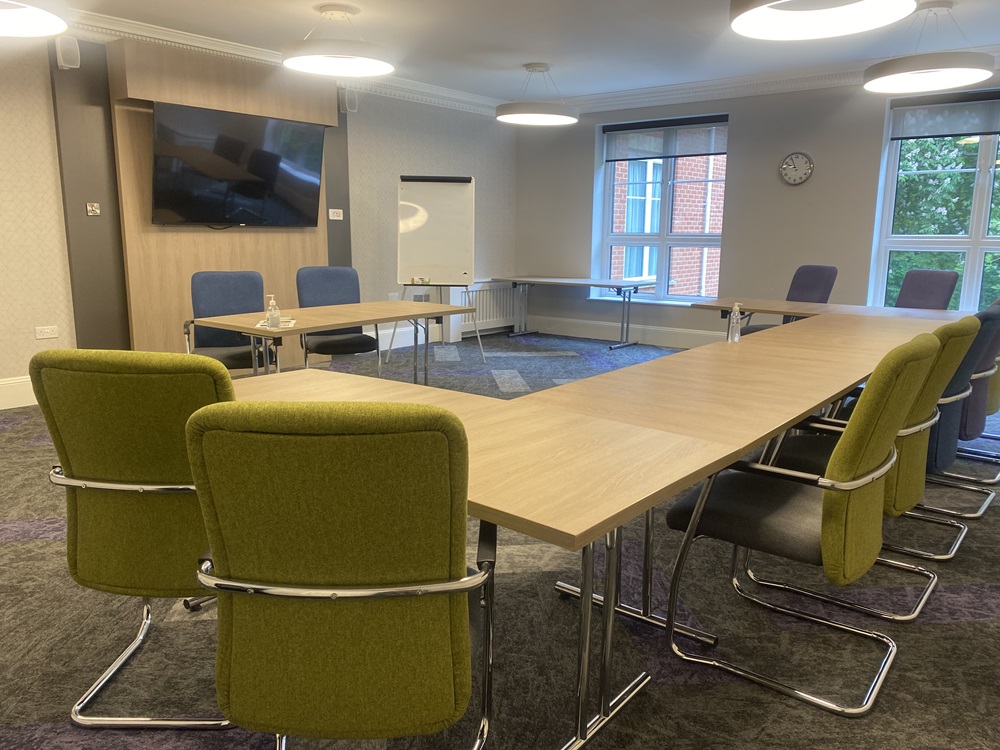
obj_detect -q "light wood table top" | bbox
[522,313,966,447]
[194,300,474,338]
[233,369,743,551]
[693,296,966,320]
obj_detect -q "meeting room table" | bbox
[191,299,473,384]
[232,307,962,749]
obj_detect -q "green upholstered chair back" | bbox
[882,316,979,517]
[185,401,471,740]
[28,349,235,597]
[822,333,939,584]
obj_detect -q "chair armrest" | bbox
[797,418,847,434]
[183,320,194,354]
[971,364,998,381]
[732,445,896,491]
[939,384,973,405]
[477,520,497,569]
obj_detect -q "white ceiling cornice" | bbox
[69,10,1000,119]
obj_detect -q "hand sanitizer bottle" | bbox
[266,295,281,330]
[727,303,742,343]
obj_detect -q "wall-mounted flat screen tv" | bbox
[152,102,325,227]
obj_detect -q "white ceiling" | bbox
[67,0,1000,107]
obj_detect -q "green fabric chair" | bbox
[28,348,235,729]
[664,333,940,716]
[186,400,493,748]
[775,316,980,564]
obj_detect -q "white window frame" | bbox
[872,98,1000,311]
[597,120,727,302]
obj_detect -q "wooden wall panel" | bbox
[107,39,338,126]
[108,41,334,366]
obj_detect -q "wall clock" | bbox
[779,152,814,185]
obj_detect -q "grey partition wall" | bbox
[397,176,474,286]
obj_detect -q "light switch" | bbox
[86,203,101,216]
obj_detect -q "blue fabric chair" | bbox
[296,266,381,373]
[186,270,268,371]
[925,303,1000,517]
[741,264,838,335]
[894,269,958,310]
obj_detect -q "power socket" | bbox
[35,325,58,339]
[413,293,431,302]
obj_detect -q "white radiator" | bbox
[444,281,516,340]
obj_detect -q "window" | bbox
[873,97,1000,310]
[600,117,728,301]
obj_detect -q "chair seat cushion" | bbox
[666,471,823,567]
[193,345,257,370]
[304,333,378,356]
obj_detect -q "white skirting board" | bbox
[0,376,37,409]
[526,315,725,350]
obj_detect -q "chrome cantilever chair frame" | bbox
[199,519,496,750]
[951,363,1000,480]
[49,468,230,730]
[183,319,277,376]
[666,452,900,717]
[802,412,967,562]
[925,383,997,518]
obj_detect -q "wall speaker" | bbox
[338,88,358,114]
[55,35,80,70]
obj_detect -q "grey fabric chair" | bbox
[664,333,940,715]
[296,266,381,374]
[185,270,272,372]
[894,269,959,310]
[741,264,838,335]
[926,303,1000,516]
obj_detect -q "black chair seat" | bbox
[192,345,257,371]
[304,332,379,356]
[740,322,778,336]
[667,471,823,567]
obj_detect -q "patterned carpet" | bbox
[2,334,1000,749]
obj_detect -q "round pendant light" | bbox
[495,102,580,126]
[863,50,994,92]
[495,63,579,127]
[862,2,995,94]
[282,4,394,78]
[0,0,67,37]
[730,0,917,41]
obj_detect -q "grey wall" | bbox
[514,85,890,345]
[49,39,130,350]
[324,113,352,267]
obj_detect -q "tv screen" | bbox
[152,102,325,227]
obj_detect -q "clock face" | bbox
[779,152,814,185]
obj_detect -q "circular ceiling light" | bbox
[495,102,580,126]
[282,39,394,77]
[0,0,67,37]
[730,0,917,41]
[863,50,994,93]
[496,63,579,126]
[282,4,394,78]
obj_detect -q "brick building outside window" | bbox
[601,117,728,301]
